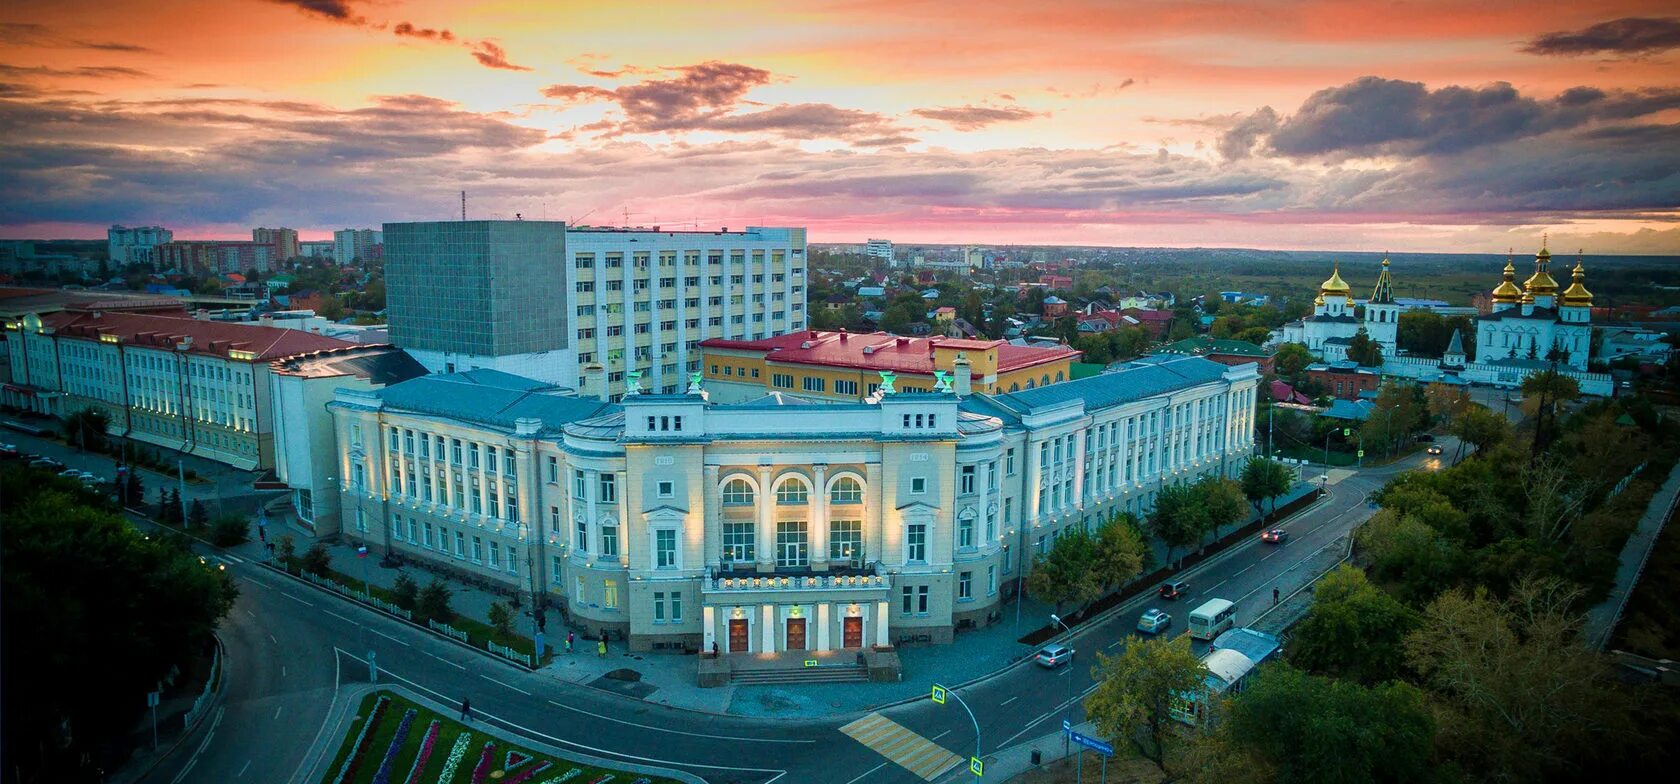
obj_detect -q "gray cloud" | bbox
[471,41,529,71]
[266,0,366,26]
[1523,17,1680,56]
[1222,76,1680,160]
[910,104,1042,131]
[0,23,156,53]
[0,63,151,79]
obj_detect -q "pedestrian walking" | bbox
[459,697,472,722]
[597,638,607,658]
[566,631,575,654]
[1273,587,1280,606]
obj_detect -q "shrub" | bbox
[488,602,513,636]
[210,515,249,547]
[300,543,331,576]
[391,573,419,611]
[277,535,297,567]
[186,499,208,529]
[417,579,453,624]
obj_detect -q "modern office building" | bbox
[386,221,809,398]
[108,225,173,265]
[334,229,383,264]
[4,309,351,469]
[864,239,893,262]
[327,354,1259,658]
[699,330,1080,403]
[252,227,300,261]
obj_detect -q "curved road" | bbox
[134,441,1456,784]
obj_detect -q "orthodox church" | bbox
[1278,258,1400,361]
[1474,240,1594,371]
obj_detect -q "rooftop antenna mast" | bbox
[461,190,467,221]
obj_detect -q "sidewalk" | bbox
[1583,460,1680,649]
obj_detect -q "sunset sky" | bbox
[2,0,1678,252]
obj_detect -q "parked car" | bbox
[1260,528,1288,544]
[0,443,19,457]
[1035,643,1076,668]
[1137,608,1172,634]
[29,457,64,470]
[1159,579,1190,600]
[1426,445,1444,455]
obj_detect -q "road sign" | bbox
[1343,428,1351,436]
[1357,449,1365,458]
[1067,730,1115,756]
[970,756,984,776]
[804,658,817,668]
[1062,719,1071,732]
[147,690,160,708]
[931,685,947,704]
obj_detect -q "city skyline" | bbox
[2,0,1678,253]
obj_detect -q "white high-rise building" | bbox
[386,222,808,399]
[107,225,172,265]
[333,228,383,263]
[865,239,893,262]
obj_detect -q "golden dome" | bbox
[1319,262,1351,295]
[1560,253,1593,307]
[1490,256,1523,303]
[1524,237,1558,295]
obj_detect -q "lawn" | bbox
[320,690,680,784]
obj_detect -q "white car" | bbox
[1035,643,1075,668]
[1136,608,1172,634]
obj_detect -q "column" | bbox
[811,464,829,569]
[864,463,883,564]
[1072,429,1086,509]
[875,600,890,647]
[1025,438,1041,525]
[585,469,600,558]
[478,452,492,522]
[615,470,628,567]
[702,605,716,652]
[817,602,831,651]
[756,466,774,572]
[762,604,776,652]
[704,465,721,566]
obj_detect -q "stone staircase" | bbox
[729,663,869,685]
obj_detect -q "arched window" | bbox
[721,478,754,505]
[1055,371,1064,382]
[1041,374,1050,386]
[830,476,863,504]
[775,479,809,505]
[1025,379,1035,389]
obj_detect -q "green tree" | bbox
[1448,404,1510,460]
[123,469,145,508]
[61,407,110,453]
[1345,327,1383,366]
[1272,342,1314,381]
[209,514,250,547]
[317,292,347,321]
[1196,477,1249,551]
[186,498,208,529]
[1092,512,1149,592]
[277,534,297,566]
[488,601,514,636]
[1220,664,1436,784]
[417,578,454,624]
[1288,565,1416,684]
[1354,509,1468,604]
[1405,578,1642,782]
[1114,326,1152,359]
[0,467,236,782]
[1234,326,1272,346]
[1240,457,1294,517]
[1167,318,1195,341]
[391,573,419,610]
[1026,527,1101,615]
[1084,635,1205,771]
[1149,482,1206,566]
[300,542,331,576]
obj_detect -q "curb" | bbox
[865,489,1336,713]
[119,634,228,784]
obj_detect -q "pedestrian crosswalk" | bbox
[839,713,962,781]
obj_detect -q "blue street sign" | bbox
[1067,730,1114,757]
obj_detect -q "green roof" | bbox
[1153,336,1269,358]
[1069,362,1107,380]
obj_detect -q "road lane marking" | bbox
[280,592,313,607]
[845,762,888,784]
[479,674,533,696]
[1261,550,1278,560]
[840,713,962,781]
[334,650,786,777]
[282,666,287,678]
[370,628,411,647]
[1233,564,1255,577]
[237,759,251,778]
[431,653,468,671]
[268,633,277,645]
[999,696,1019,706]
[274,706,283,720]
[324,610,354,624]
[543,700,813,744]
[245,609,257,619]
[1206,580,1226,592]
[1108,639,1124,649]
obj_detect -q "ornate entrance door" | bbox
[728,619,750,652]
[843,616,863,648]
[786,618,807,650]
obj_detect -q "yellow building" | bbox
[699,330,1080,403]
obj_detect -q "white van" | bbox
[1187,598,1237,641]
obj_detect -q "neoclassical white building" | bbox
[327,355,1258,655]
[1278,259,1400,361]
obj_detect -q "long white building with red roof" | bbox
[5,309,353,469]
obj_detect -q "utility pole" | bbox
[177,459,188,523]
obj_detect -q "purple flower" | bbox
[370,709,417,784]
[331,696,391,784]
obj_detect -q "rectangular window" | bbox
[552,555,564,582]
[601,519,618,557]
[403,429,414,455]
[830,520,863,563]
[723,521,755,563]
[907,523,927,562]
[573,469,587,499]
[418,434,429,458]
[489,541,501,569]
[959,514,974,548]
[959,571,973,600]
[451,439,462,464]
[575,518,588,552]
[834,379,858,396]
[802,376,825,392]
[423,522,434,549]
[917,585,929,613]
[656,529,678,568]
[389,428,399,451]
[508,546,518,575]
[657,480,674,498]
[469,443,480,469]
[772,373,793,389]
[670,592,682,622]
[599,473,617,504]
[575,575,586,603]
[961,465,976,494]
[603,579,619,610]
[775,521,809,567]
[470,485,482,514]
[547,456,559,483]
[471,536,483,563]
[485,446,498,475]
[454,531,465,558]
[911,477,926,495]
[901,585,914,614]
[653,592,665,622]
[988,565,997,595]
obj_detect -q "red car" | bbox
[1260,528,1288,544]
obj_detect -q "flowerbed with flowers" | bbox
[318,691,681,784]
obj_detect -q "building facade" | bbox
[1277,259,1398,359]
[865,239,893,262]
[252,227,300,261]
[334,229,383,264]
[1475,244,1593,370]
[699,330,1080,403]
[5,310,351,469]
[155,241,278,275]
[387,221,808,398]
[108,225,173,265]
[327,355,1259,653]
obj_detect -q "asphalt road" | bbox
[130,439,1457,784]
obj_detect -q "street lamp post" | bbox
[1051,614,1076,756]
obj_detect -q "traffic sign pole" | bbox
[933,683,981,781]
